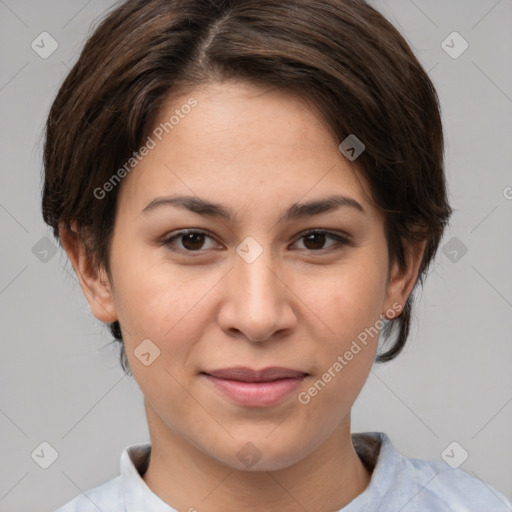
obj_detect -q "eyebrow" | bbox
[141,193,365,222]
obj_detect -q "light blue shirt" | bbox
[55,432,512,511]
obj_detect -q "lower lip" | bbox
[203,374,305,407]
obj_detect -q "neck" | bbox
[142,405,371,512]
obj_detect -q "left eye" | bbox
[293,230,349,251]
[162,230,349,253]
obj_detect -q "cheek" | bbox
[110,248,212,339]
[300,259,386,340]
[297,284,380,424]
[292,259,385,398]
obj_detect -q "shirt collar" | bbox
[344,432,402,510]
[121,443,177,511]
[120,432,394,512]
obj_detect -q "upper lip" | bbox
[202,366,308,382]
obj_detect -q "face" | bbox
[77,80,416,471]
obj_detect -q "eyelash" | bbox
[161,229,352,256]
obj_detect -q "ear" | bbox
[383,239,427,319]
[59,222,118,324]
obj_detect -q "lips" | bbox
[201,366,309,407]
[202,366,308,382]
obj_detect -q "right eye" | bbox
[161,229,222,254]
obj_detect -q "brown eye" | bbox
[293,230,350,252]
[180,232,207,250]
[302,232,327,250]
[163,230,220,253]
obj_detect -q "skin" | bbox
[61,80,425,512]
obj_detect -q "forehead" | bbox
[116,80,377,223]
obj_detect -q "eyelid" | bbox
[292,228,352,245]
[161,229,222,253]
[290,230,352,253]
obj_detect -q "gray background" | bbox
[0,0,511,510]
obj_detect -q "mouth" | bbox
[200,366,309,407]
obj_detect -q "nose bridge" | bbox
[219,239,295,340]
[235,242,283,310]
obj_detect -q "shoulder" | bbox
[405,456,511,511]
[385,437,511,511]
[352,432,512,512]
[54,442,152,512]
[54,476,122,512]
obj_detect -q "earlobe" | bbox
[59,222,118,324]
[384,240,427,317]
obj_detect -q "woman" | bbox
[42,0,511,510]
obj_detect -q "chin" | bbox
[211,437,307,473]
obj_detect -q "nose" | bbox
[217,245,297,343]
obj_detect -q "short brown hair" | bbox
[42,0,452,375]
